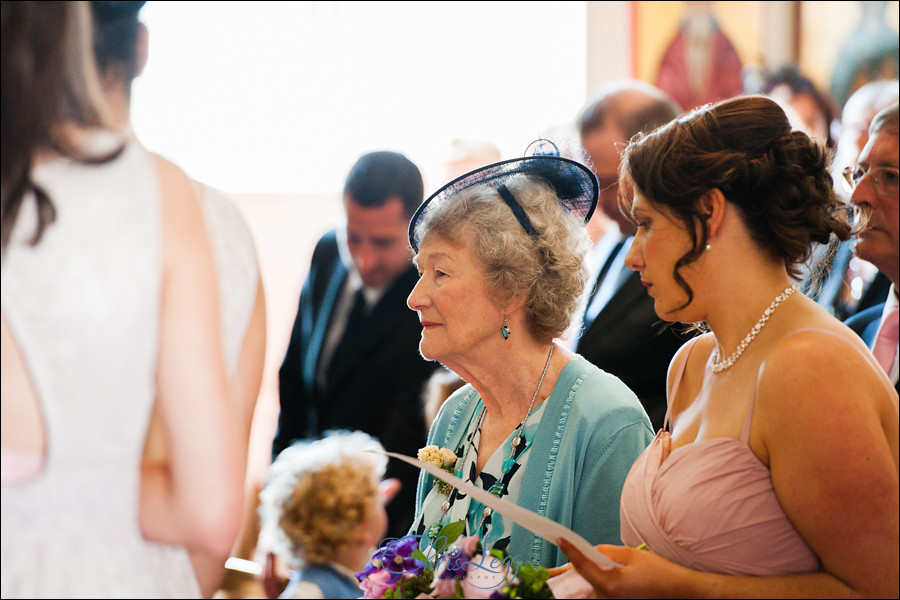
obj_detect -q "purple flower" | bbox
[438,545,469,580]
[355,557,382,582]
[379,535,426,583]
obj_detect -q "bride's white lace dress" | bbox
[1,137,201,598]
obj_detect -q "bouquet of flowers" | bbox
[354,523,554,599]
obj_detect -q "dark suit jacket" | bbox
[846,302,885,345]
[845,302,899,393]
[275,230,438,540]
[808,239,890,321]
[576,269,695,431]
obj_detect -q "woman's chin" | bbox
[656,303,699,325]
[418,341,440,363]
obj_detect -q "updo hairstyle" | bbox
[619,95,852,307]
[417,174,590,343]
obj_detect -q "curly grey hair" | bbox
[416,175,590,342]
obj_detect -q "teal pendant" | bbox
[500,325,510,340]
[502,457,516,473]
[488,481,505,497]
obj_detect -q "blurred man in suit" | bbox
[275,151,438,541]
[845,103,899,392]
[573,80,693,430]
[803,80,898,321]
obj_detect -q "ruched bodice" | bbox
[619,337,821,576]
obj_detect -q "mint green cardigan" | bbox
[412,354,655,567]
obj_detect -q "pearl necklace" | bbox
[711,284,798,374]
[425,344,554,539]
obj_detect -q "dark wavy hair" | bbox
[1,1,117,252]
[619,95,852,309]
[343,151,424,218]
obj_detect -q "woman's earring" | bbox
[705,243,712,251]
[500,316,511,340]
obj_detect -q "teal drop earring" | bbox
[500,316,510,340]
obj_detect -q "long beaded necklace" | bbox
[425,345,554,539]
[711,284,798,374]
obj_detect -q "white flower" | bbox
[439,447,458,470]
[417,445,443,468]
[418,445,457,472]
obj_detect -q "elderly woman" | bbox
[406,143,654,568]
[558,96,899,597]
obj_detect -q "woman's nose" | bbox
[624,239,642,272]
[407,275,428,310]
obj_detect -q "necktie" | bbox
[584,238,632,325]
[872,306,899,375]
[586,238,627,309]
[326,288,368,384]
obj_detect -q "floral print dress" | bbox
[411,402,547,553]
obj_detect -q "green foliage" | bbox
[434,521,466,551]
[499,563,554,599]
[385,571,435,598]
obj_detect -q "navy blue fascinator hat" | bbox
[408,139,598,252]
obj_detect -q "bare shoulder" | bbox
[150,154,210,260]
[152,154,200,214]
[759,326,882,390]
[755,326,897,438]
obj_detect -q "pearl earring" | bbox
[705,243,712,251]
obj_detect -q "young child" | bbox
[258,431,396,599]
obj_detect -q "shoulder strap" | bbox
[664,335,703,431]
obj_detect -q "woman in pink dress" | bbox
[558,95,898,597]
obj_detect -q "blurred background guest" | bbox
[802,79,898,321]
[559,95,898,598]
[760,64,838,149]
[572,80,694,431]
[441,138,502,183]
[407,143,654,567]
[845,102,900,392]
[258,431,391,599]
[1,1,245,597]
[275,150,439,543]
[421,368,466,431]
[89,3,268,592]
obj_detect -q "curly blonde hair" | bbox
[258,431,387,568]
[418,175,590,342]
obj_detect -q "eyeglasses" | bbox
[842,165,900,197]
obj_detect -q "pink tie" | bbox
[872,307,899,375]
